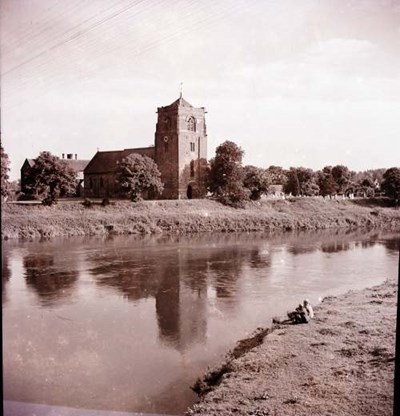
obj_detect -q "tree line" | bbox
[208,141,400,207]
[1,142,399,206]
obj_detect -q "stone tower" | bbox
[155,95,208,199]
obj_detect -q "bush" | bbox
[82,198,93,207]
[42,195,57,206]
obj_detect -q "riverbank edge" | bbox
[187,277,397,416]
[2,198,400,240]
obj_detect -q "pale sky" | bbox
[1,0,400,181]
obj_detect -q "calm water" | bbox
[2,230,399,415]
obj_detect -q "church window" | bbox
[163,136,169,152]
[100,177,104,188]
[187,117,196,132]
[89,178,93,188]
[190,160,195,178]
[163,117,171,129]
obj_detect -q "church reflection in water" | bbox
[84,236,272,352]
[11,230,389,354]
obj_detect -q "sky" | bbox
[1,0,400,181]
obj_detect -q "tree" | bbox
[267,165,287,185]
[283,168,300,196]
[243,166,271,200]
[331,165,351,194]
[116,153,163,201]
[25,151,77,205]
[1,144,10,199]
[381,167,400,205]
[318,166,338,197]
[284,167,319,196]
[208,140,249,207]
[357,178,376,197]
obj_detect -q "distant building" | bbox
[84,95,208,199]
[21,153,90,197]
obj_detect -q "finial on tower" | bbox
[179,82,183,98]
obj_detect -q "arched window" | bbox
[187,117,196,132]
[163,136,169,152]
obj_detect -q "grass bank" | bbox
[2,197,400,240]
[188,277,397,416]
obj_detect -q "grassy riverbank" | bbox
[2,197,400,240]
[188,277,397,416]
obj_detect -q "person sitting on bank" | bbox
[303,299,314,319]
[287,304,309,324]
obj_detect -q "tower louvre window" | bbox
[190,142,195,152]
[187,117,196,132]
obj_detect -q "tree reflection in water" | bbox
[23,254,78,306]
[2,246,11,304]
[320,242,351,253]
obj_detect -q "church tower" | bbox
[155,95,208,199]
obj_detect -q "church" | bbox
[84,95,208,199]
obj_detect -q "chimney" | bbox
[62,153,65,159]
[75,154,77,160]
[67,153,73,159]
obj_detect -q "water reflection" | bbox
[248,247,272,269]
[23,254,78,306]
[208,248,243,302]
[2,229,399,414]
[383,237,400,252]
[93,259,160,301]
[320,242,351,253]
[2,246,11,304]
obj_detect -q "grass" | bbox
[2,197,400,240]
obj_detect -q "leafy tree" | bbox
[116,153,163,202]
[283,168,300,196]
[1,144,10,199]
[357,177,376,197]
[208,140,249,207]
[267,165,287,185]
[284,167,319,196]
[318,166,338,197]
[25,151,77,205]
[381,167,400,205]
[243,165,271,200]
[331,165,351,194]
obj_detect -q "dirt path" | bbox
[188,278,397,416]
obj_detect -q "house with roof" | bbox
[21,153,90,197]
[84,95,208,199]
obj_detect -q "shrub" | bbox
[82,198,93,207]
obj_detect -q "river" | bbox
[2,230,399,415]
